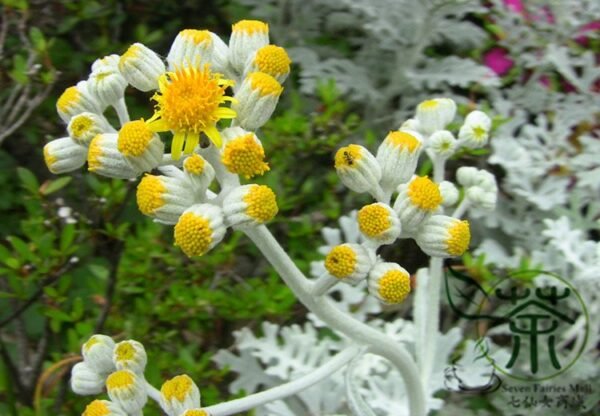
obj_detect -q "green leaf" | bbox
[59,224,76,252]
[29,27,46,51]
[7,236,32,261]
[16,167,39,194]
[9,54,28,85]
[40,177,72,196]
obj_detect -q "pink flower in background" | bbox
[484,47,514,76]
[504,0,524,14]
[575,21,600,45]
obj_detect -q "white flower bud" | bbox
[88,133,141,179]
[394,176,443,233]
[244,45,291,83]
[376,130,423,192]
[415,215,471,258]
[183,154,215,196]
[368,262,411,304]
[415,98,456,134]
[428,130,457,158]
[223,184,278,227]
[118,43,165,91]
[92,54,120,72]
[71,362,104,395]
[117,120,164,172]
[113,340,147,374]
[229,20,269,75]
[357,203,401,245]
[82,334,116,376]
[106,370,148,415]
[167,29,216,70]
[56,81,101,123]
[174,204,227,257]
[334,144,381,194]
[220,128,270,178]
[458,110,492,148]
[68,112,115,145]
[82,400,128,416]
[324,243,373,284]
[160,375,201,416]
[400,118,420,131]
[439,181,459,207]
[232,72,282,131]
[88,66,127,109]
[44,137,87,174]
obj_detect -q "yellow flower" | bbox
[147,65,236,159]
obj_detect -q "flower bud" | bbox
[82,400,128,416]
[160,374,201,416]
[71,362,105,395]
[44,137,87,174]
[357,203,401,245]
[88,66,127,109]
[232,72,282,131]
[106,370,148,414]
[458,111,492,148]
[334,144,381,194]
[117,120,164,172]
[56,81,101,123]
[118,43,165,91]
[415,215,471,258]
[82,334,116,376]
[428,130,457,158]
[88,133,140,179]
[167,29,215,70]
[368,262,411,304]
[229,20,269,75]
[68,112,115,145]
[376,130,423,192]
[223,184,278,227]
[415,98,456,134]
[113,340,147,374]
[180,410,211,416]
[136,170,195,224]
[220,128,269,178]
[244,45,291,83]
[183,154,215,195]
[92,54,120,72]
[439,181,459,207]
[394,176,442,233]
[324,243,372,284]
[174,204,227,257]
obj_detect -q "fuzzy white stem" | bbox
[370,183,388,204]
[311,272,338,296]
[452,199,470,219]
[113,97,130,126]
[200,145,240,191]
[144,380,162,404]
[205,346,361,416]
[244,226,426,416]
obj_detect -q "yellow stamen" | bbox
[419,99,439,110]
[221,134,270,178]
[254,45,291,77]
[87,135,104,172]
[118,120,154,157]
[473,126,487,140]
[184,154,206,175]
[57,86,80,113]
[244,185,278,223]
[183,411,209,416]
[43,145,57,170]
[106,370,134,390]
[70,114,93,142]
[232,20,269,34]
[248,72,283,97]
[378,270,411,303]
[407,176,442,211]
[82,400,110,416]
[357,204,391,238]
[136,174,166,215]
[334,145,363,169]
[115,342,136,362]
[386,131,420,153]
[447,220,470,256]
[174,212,213,257]
[180,29,212,45]
[325,245,357,279]
[161,375,193,402]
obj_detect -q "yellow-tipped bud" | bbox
[220,128,270,178]
[415,215,471,258]
[394,176,442,233]
[160,374,201,416]
[376,130,423,192]
[229,20,270,74]
[223,184,278,227]
[357,203,401,245]
[368,262,411,304]
[324,243,372,284]
[334,144,382,195]
[174,204,226,257]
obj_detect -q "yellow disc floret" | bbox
[148,65,236,158]
[183,411,209,416]
[184,154,206,175]
[334,145,363,169]
[87,135,104,172]
[180,29,212,45]
[378,270,411,303]
[357,204,391,238]
[83,336,100,352]
[136,174,166,215]
[248,72,283,97]
[446,220,470,256]
[161,375,193,402]
[254,45,291,77]
[118,120,154,157]
[70,114,93,142]
[408,176,442,211]
[221,134,270,178]
[419,99,439,110]
[82,400,110,416]
[44,145,57,170]
[106,370,134,390]
[232,20,269,34]
[115,341,136,362]
[174,212,213,257]
[387,131,420,153]
[244,185,278,223]
[325,245,357,279]
[57,86,80,113]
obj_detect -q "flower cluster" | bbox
[44,20,288,257]
[72,335,208,416]
[325,98,496,305]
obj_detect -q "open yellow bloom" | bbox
[147,65,236,159]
